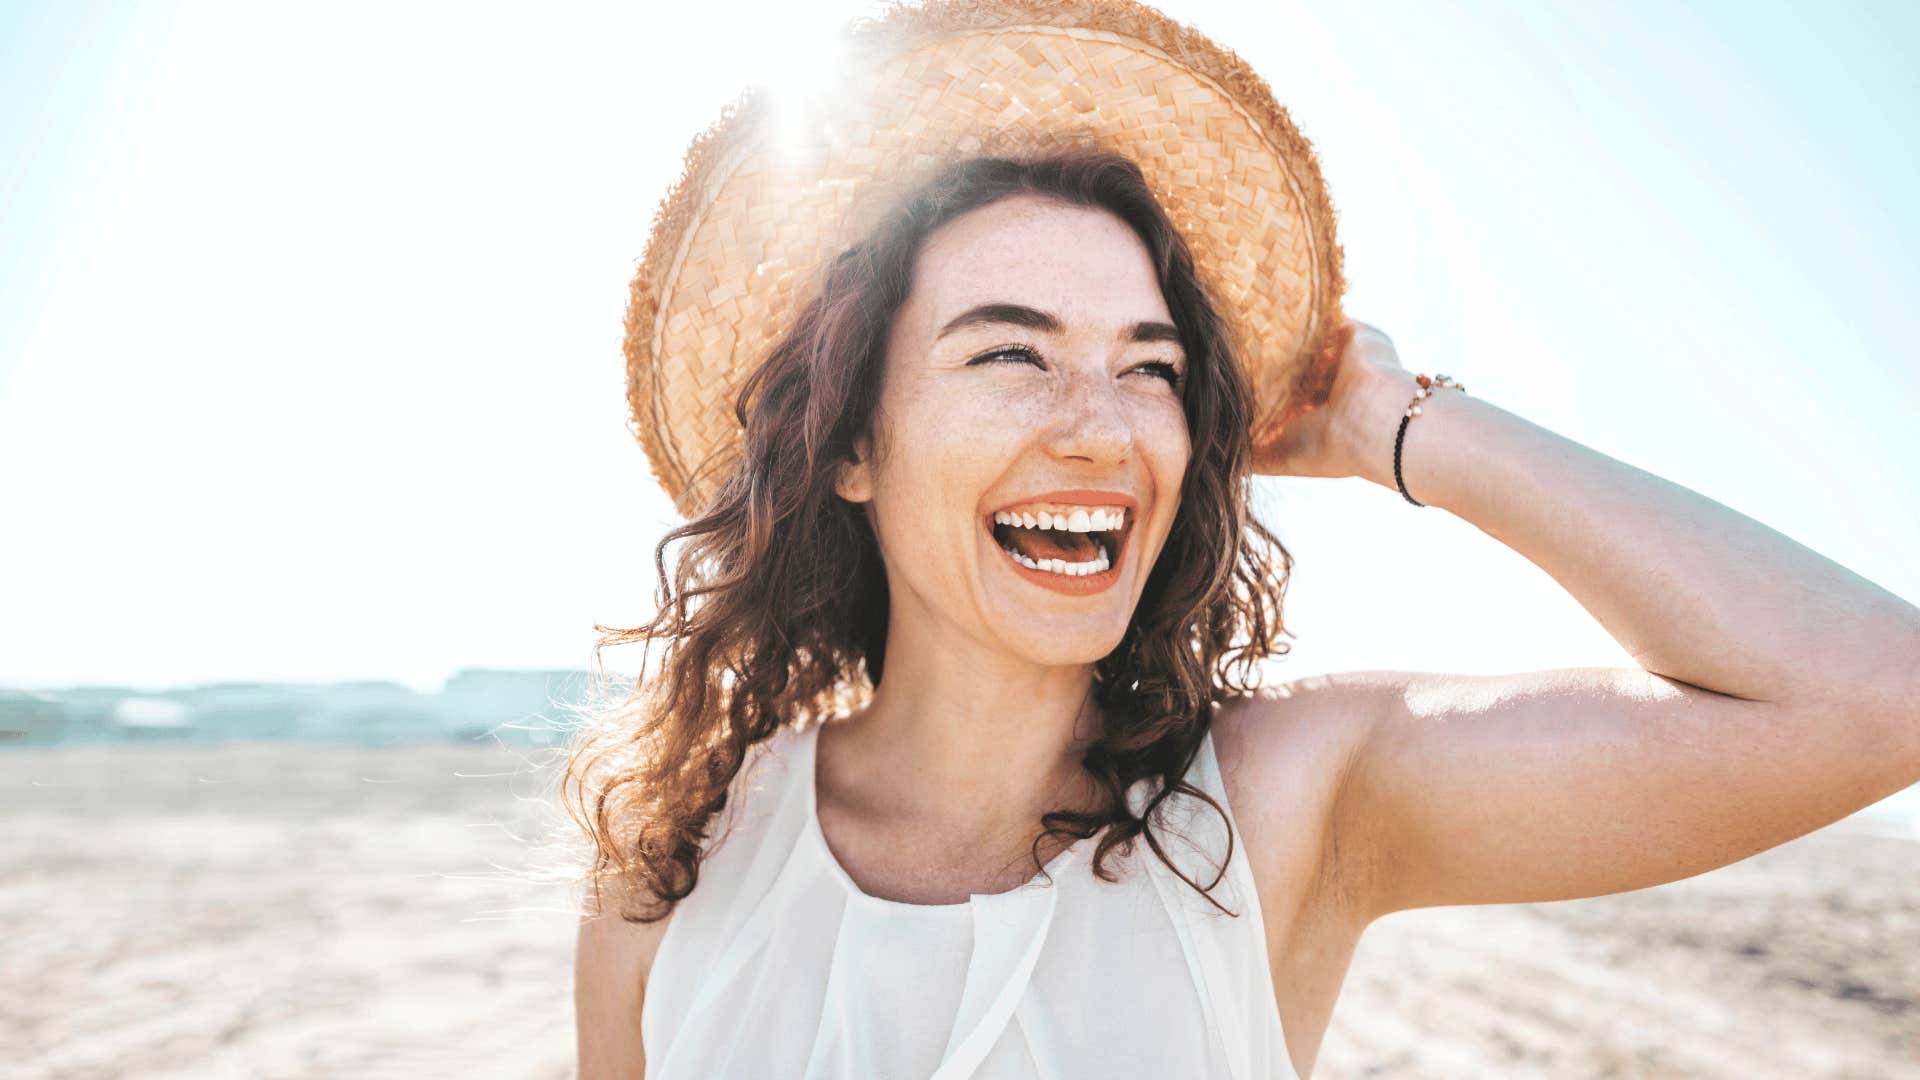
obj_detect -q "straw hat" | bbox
[624,0,1347,519]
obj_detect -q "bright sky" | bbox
[2,0,1915,694]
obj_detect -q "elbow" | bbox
[1894,698,1920,790]
[1876,626,1920,780]
[1871,600,1920,774]
[1851,669,1920,798]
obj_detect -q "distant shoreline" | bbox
[6,724,1918,840]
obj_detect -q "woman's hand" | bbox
[1250,318,1411,479]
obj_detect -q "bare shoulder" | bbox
[577,872,675,970]
[1210,675,1375,802]
[1209,676,1389,1074]
[574,725,792,975]
[575,874,675,1078]
[1208,674,1383,930]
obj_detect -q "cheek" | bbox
[865,398,1006,551]
[1141,399,1193,479]
[889,384,1027,482]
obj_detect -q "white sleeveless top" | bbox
[640,722,1296,1079]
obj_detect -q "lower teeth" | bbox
[999,541,1109,577]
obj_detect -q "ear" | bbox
[833,435,875,504]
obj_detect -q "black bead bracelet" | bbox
[1393,373,1466,507]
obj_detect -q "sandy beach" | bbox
[3,740,1914,1078]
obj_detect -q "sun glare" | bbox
[753,7,856,159]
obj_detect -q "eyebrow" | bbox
[933,302,1181,347]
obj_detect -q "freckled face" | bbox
[834,194,1192,665]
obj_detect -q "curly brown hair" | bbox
[564,145,1296,925]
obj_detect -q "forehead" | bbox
[902,195,1170,336]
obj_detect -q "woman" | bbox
[570,4,1920,1078]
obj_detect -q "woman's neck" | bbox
[828,642,1108,838]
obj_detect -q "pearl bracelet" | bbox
[1392,373,1467,507]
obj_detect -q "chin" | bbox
[996,622,1130,668]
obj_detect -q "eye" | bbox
[1134,360,1184,388]
[968,344,1045,368]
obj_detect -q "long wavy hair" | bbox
[564,145,1296,924]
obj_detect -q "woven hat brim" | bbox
[625,0,1346,519]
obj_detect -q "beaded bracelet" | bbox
[1392,373,1467,507]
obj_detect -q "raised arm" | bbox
[1250,321,1920,919]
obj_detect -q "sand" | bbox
[3,741,1914,1078]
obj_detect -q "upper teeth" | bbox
[991,507,1127,532]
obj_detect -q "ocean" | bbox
[4,673,1916,838]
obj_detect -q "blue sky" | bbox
[1,0,1915,693]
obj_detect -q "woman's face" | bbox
[836,194,1192,666]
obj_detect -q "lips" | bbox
[978,505,1133,596]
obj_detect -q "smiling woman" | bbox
[564,1,1919,1078]
[572,147,1307,1078]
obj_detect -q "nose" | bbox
[1043,365,1132,466]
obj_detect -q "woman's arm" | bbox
[575,882,671,1078]
[1248,321,1920,917]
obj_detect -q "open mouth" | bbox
[983,508,1131,579]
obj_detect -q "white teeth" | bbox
[996,540,1111,577]
[989,507,1128,532]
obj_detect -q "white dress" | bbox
[640,721,1297,1079]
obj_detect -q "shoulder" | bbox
[575,870,672,1074]
[1207,675,1383,927]
[1209,674,1377,810]
[574,724,806,991]
[576,853,681,982]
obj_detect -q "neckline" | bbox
[801,720,1102,913]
